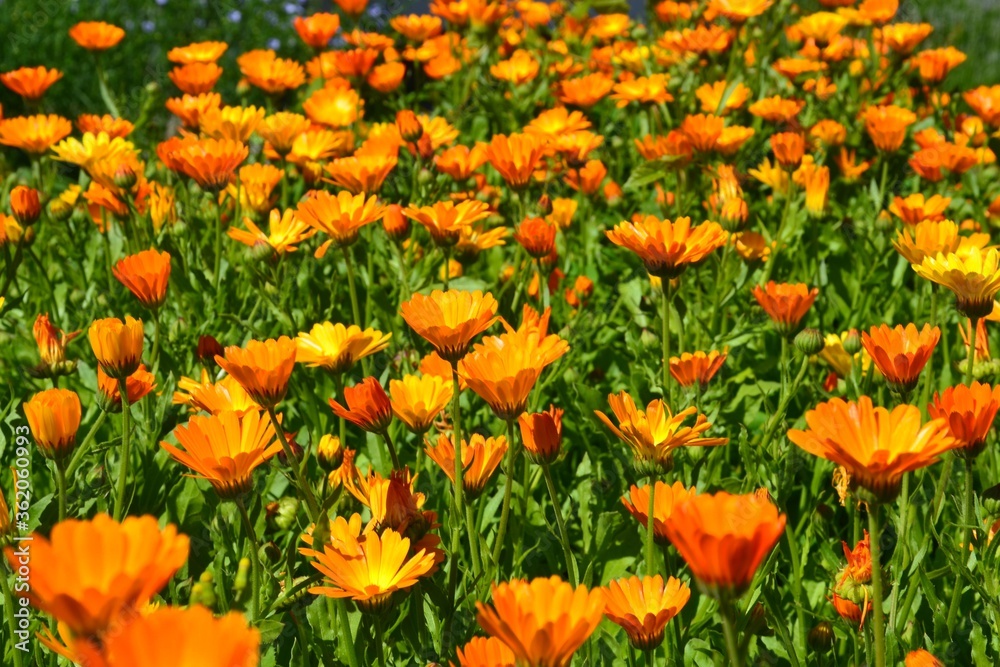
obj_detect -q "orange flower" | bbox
[436,143,489,181]
[113,249,171,310]
[679,114,725,152]
[166,138,248,191]
[861,323,939,395]
[964,85,1000,128]
[486,133,547,189]
[296,322,391,374]
[24,389,81,461]
[228,208,316,255]
[295,190,385,250]
[367,62,406,92]
[166,40,228,64]
[0,66,62,100]
[669,350,726,389]
[597,392,727,473]
[173,373,261,417]
[200,105,265,143]
[401,290,499,363]
[304,86,363,128]
[165,92,221,129]
[237,49,306,94]
[334,0,370,17]
[863,105,917,152]
[32,313,80,376]
[168,62,223,95]
[663,491,786,596]
[324,149,398,194]
[606,216,728,279]
[456,637,516,667]
[879,23,934,54]
[476,577,605,667]
[913,248,1000,319]
[748,96,804,123]
[491,49,540,85]
[10,185,40,225]
[603,575,690,651]
[709,0,773,22]
[97,365,156,412]
[215,337,297,409]
[329,377,393,433]
[889,193,950,225]
[892,220,988,266]
[4,514,189,637]
[771,132,806,168]
[404,199,491,247]
[910,47,966,83]
[751,282,818,336]
[303,522,437,613]
[425,433,508,498]
[788,396,957,502]
[89,317,144,380]
[161,409,282,499]
[97,606,260,667]
[389,374,453,435]
[556,73,615,107]
[518,405,564,464]
[928,381,1000,459]
[76,114,133,139]
[258,112,311,157]
[68,21,125,51]
[392,14,444,41]
[858,0,898,24]
[514,217,557,259]
[0,114,73,154]
[832,531,873,628]
[905,650,945,667]
[458,308,569,420]
[621,480,697,543]
[294,13,341,49]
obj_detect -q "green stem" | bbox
[342,246,363,327]
[374,616,387,667]
[236,498,262,621]
[662,279,672,400]
[542,463,578,586]
[785,524,806,656]
[645,475,657,577]
[54,461,67,521]
[66,411,108,479]
[151,308,162,374]
[465,503,483,578]
[443,247,451,292]
[760,182,796,287]
[213,195,223,298]
[380,430,401,471]
[867,503,886,667]
[720,597,745,667]
[758,355,810,452]
[112,379,132,521]
[337,600,359,667]
[0,561,23,667]
[945,458,975,632]
[965,317,980,386]
[266,407,321,522]
[538,258,550,312]
[491,419,519,571]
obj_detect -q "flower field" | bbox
[1,0,1000,665]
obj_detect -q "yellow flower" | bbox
[295,322,391,374]
[913,248,1000,318]
[389,373,453,434]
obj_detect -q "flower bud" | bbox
[10,185,41,225]
[395,109,423,142]
[382,203,410,242]
[48,199,74,221]
[316,434,344,471]
[114,164,138,191]
[197,334,224,366]
[808,621,835,651]
[794,328,826,356]
[842,328,862,355]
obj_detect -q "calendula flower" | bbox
[695,80,751,114]
[709,0,773,22]
[435,143,489,181]
[237,49,306,94]
[294,12,341,49]
[788,396,957,502]
[794,159,831,216]
[166,138,248,191]
[295,190,386,249]
[215,337,297,409]
[879,22,934,54]
[556,73,615,107]
[98,606,260,667]
[165,92,221,129]
[607,216,728,279]
[832,531,874,628]
[113,249,171,311]
[89,317,144,380]
[229,163,282,215]
[168,62,223,95]
[229,208,316,255]
[905,650,945,667]
[491,49,540,84]
[518,406,564,464]
[514,217,557,259]
[861,323,939,395]
[199,105,265,143]
[597,392,727,473]
[620,480,698,544]
[304,86,364,128]
[0,114,73,154]
[329,377,393,433]
[910,46,966,83]
[425,433,507,499]
[32,314,79,377]
[166,40,228,64]
[404,199,491,247]
[669,350,726,389]
[456,637,516,667]
[889,193,951,225]
[458,309,569,421]
[928,381,1000,459]
[367,62,406,92]
[24,389,81,461]
[10,185,41,225]
[964,85,1000,128]
[161,409,282,499]
[257,112,312,157]
[752,282,819,337]
[892,220,988,265]
[296,323,391,375]
[663,491,785,596]
[748,96,804,124]
[5,514,189,638]
[324,140,399,194]
[68,21,125,50]
[913,248,1000,318]
[302,523,437,613]
[402,290,499,363]
[771,132,806,168]
[97,365,156,413]
[863,105,917,152]
[76,114,133,139]
[603,575,691,651]
[389,374,453,435]
[486,133,547,189]
[0,66,62,100]
[173,373,261,417]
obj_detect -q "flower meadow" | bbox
[2,0,1000,665]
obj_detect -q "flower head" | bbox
[329,377,393,433]
[296,190,386,249]
[402,290,499,363]
[621,480,698,543]
[928,381,1000,459]
[166,40,228,64]
[238,49,306,94]
[0,114,73,154]
[0,66,62,100]
[32,314,80,377]
[607,216,728,279]
[486,133,547,189]
[89,317,144,380]
[518,405,564,464]
[295,13,341,49]
[456,637,516,667]
[166,138,248,191]
[404,200,491,247]
[389,374,453,434]
[913,248,1000,318]
[69,21,125,50]
[476,577,605,667]
[603,575,690,651]
[97,365,156,412]
[832,531,873,628]
[788,396,957,502]
[161,410,282,499]
[296,322,391,374]
[215,337,297,409]
[229,209,316,256]
[669,350,726,389]
[863,105,917,152]
[751,282,818,337]
[425,433,507,499]
[861,324,939,395]
[113,249,171,310]
[24,389,81,461]
[168,62,223,94]
[514,217,557,259]
[663,491,786,596]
